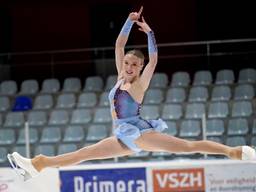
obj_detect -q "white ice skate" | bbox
[242,146,256,161]
[7,152,39,181]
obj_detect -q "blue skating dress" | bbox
[109,79,168,152]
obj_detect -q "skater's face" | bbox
[122,53,143,82]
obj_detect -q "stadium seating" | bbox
[41,78,60,94]
[150,73,168,89]
[171,71,190,87]
[19,79,39,95]
[215,69,234,85]
[77,92,97,108]
[0,80,17,96]
[193,70,212,86]
[165,87,186,103]
[211,86,231,101]
[238,68,256,83]
[84,76,104,92]
[0,67,255,165]
[62,77,81,93]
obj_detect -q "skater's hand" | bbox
[135,16,151,33]
[128,6,143,22]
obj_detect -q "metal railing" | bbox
[0,38,256,80]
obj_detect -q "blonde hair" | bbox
[126,49,144,65]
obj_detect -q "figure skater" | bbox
[8,6,256,181]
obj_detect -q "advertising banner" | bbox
[59,167,147,192]
[149,161,256,192]
[152,168,205,192]
[205,163,256,192]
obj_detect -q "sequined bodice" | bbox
[108,80,141,119]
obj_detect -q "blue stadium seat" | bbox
[12,96,32,111]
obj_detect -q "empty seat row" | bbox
[0,100,254,128]
[1,129,256,163]
[0,108,111,127]
[1,83,255,113]
[1,134,256,164]
[1,68,256,96]
[1,117,255,146]
[0,123,110,146]
[0,143,79,163]
[179,68,256,86]
[143,101,254,120]
[150,68,256,88]
[165,84,255,103]
[165,118,256,137]
[115,68,254,88]
[0,76,104,96]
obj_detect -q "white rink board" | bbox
[0,167,59,192]
[1,160,255,192]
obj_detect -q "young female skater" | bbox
[8,6,256,181]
